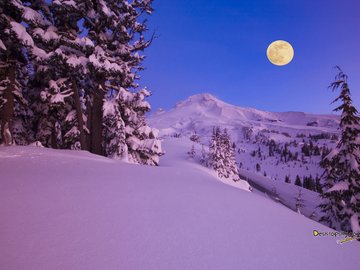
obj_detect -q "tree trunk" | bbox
[72,78,87,150]
[85,97,92,151]
[90,80,105,155]
[0,62,15,145]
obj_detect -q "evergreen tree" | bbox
[118,88,163,165]
[190,131,200,143]
[285,175,291,184]
[209,127,239,181]
[319,67,360,232]
[0,0,46,145]
[295,175,302,187]
[33,0,89,150]
[209,126,223,175]
[200,144,207,165]
[295,188,305,214]
[315,176,322,193]
[227,133,240,181]
[75,0,154,156]
[187,144,195,159]
[102,97,126,159]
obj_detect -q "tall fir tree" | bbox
[34,0,90,150]
[209,126,223,175]
[319,67,360,232]
[1,0,59,145]
[0,1,34,145]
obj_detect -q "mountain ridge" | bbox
[149,93,339,139]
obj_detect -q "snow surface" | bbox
[1,140,359,270]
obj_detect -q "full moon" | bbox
[267,40,294,66]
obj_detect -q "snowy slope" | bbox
[149,93,340,184]
[1,142,359,270]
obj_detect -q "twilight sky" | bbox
[141,0,360,114]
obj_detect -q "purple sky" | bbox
[141,0,360,114]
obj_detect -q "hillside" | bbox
[1,141,360,270]
[149,93,340,187]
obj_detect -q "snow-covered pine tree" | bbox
[32,0,90,150]
[209,126,224,176]
[119,88,163,165]
[285,175,291,184]
[0,0,31,145]
[67,0,162,164]
[295,188,305,214]
[0,0,55,145]
[209,127,239,181]
[319,67,360,232]
[187,144,195,159]
[103,95,126,159]
[190,131,200,143]
[228,134,240,181]
[200,144,207,165]
[295,175,302,187]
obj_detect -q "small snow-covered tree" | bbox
[190,131,200,143]
[319,67,360,232]
[209,127,239,181]
[285,175,291,184]
[295,188,305,214]
[187,144,196,159]
[200,144,207,165]
[271,186,280,202]
[295,175,302,187]
[209,126,223,175]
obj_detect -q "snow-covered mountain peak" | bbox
[149,93,339,139]
[174,93,225,109]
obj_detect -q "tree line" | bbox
[0,0,162,165]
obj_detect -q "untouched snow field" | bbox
[1,139,360,270]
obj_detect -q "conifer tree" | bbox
[187,144,195,159]
[295,175,302,187]
[319,67,360,232]
[200,144,207,165]
[0,0,45,145]
[256,163,261,172]
[295,188,305,214]
[209,127,239,181]
[209,126,223,176]
[285,175,291,184]
[35,0,89,150]
[103,97,126,159]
